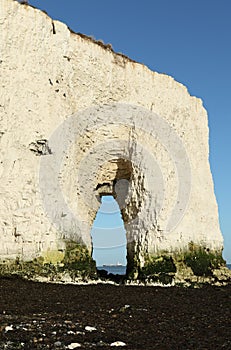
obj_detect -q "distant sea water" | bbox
[227,264,231,270]
[97,265,126,275]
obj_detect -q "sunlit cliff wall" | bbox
[0,0,223,272]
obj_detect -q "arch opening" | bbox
[92,157,146,277]
[91,195,127,277]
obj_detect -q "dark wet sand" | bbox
[0,278,230,349]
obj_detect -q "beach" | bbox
[0,278,230,349]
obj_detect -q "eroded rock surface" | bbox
[0,0,224,278]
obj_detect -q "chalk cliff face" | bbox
[0,0,223,273]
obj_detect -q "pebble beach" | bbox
[0,277,230,349]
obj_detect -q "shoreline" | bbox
[0,278,230,349]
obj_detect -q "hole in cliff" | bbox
[95,158,133,218]
[52,21,56,34]
[91,195,127,278]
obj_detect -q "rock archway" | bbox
[0,0,226,282]
[93,157,143,274]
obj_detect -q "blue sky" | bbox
[29,0,231,263]
[91,196,127,266]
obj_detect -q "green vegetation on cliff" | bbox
[138,255,176,284]
[0,241,227,285]
[183,242,225,276]
[0,241,97,281]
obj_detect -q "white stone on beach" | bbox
[85,326,97,332]
[110,341,126,347]
[67,343,81,349]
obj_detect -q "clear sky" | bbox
[28,0,231,263]
[91,196,127,266]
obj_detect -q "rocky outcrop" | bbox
[0,0,225,280]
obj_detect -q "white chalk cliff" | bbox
[0,0,223,271]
